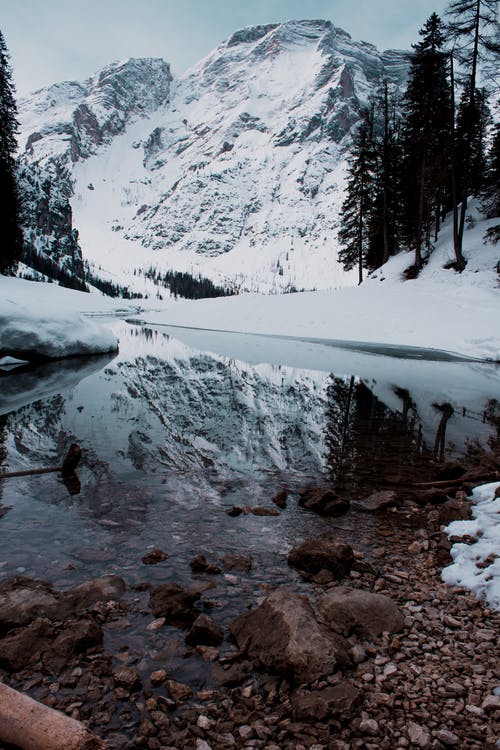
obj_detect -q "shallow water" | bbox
[0,321,498,683]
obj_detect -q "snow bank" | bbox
[0,277,120,361]
[442,482,500,611]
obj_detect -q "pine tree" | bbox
[480,120,500,219]
[400,13,453,272]
[338,109,377,284]
[0,30,23,272]
[446,0,499,267]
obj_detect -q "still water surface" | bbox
[0,321,498,682]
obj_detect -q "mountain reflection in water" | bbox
[0,321,498,590]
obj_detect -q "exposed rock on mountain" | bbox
[17,22,407,293]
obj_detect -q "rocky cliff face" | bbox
[17,22,407,294]
[17,59,172,287]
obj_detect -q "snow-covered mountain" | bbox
[17,20,408,294]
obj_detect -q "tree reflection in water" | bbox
[324,375,436,498]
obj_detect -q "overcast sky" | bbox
[3,0,452,96]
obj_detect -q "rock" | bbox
[359,717,379,735]
[481,694,500,712]
[438,498,472,525]
[166,679,192,703]
[434,729,460,746]
[272,489,288,508]
[298,486,350,516]
[225,506,243,517]
[185,614,224,646]
[150,669,167,685]
[318,587,404,638]
[408,721,431,749]
[113,667,142,691]
[190,555,222,574]
[230,587,349,684]
[149,583,200,626]
[350,644,367,664]
[355,490,397,512]
[142,549,169,565]
[246,506,280,516]
[287,537,354,577]
[222,554,252,572]
[0,578,60,630]
[291,683,360,721]
[66,575,126,609]
[0,618,54,671]
[211,660,253,686]
[48,618,103,660]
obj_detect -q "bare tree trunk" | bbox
[449,53,467,271]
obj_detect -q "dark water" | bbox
[0,321,498,683]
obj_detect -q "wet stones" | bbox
[190,555,222,575]
[229,587,350,684]
[272,489,288,508]
[317,587,405,639]
[287,537,354,577]
[149,583,200,626]
[142,549,169,565]
[185,614,223,647]
[298,486,350,517]
[222,554,252,572]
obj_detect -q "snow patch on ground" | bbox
[0,277,121,360]
[442,482,500,611]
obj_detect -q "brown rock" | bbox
[113,667,142,691]
[142,549,169,565]
[65,575,126,610]
[185,614,224,646]
[298,486,350,516]
[190,555,222,574]
[222,554,252,572]
[355,490,397,512]
[166,679,192,703]
[287,537,354,577]
[272,489,288,508]
[225,506,243,517]
[318,587,405,638]
[292,683,361,721]
[0,618,54,671]
[211,660,253,686]
[246,506,280,516]
[230,587,350,684]
[438,498,472,525]
[149,583,200,626]
[0,578,60,630]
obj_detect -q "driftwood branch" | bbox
[0,682,105,750]
[0,444,81,481]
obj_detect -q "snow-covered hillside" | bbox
[17,20,408,294]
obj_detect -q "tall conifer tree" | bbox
[446,0,499,267]
[400,13,453,272]
[0,30,23,272]
[338,109,377,284]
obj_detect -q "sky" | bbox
[3,0,452,96]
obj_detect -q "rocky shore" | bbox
[0,453,499,750]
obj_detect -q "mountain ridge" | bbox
[16,20,409,295]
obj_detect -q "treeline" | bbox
[141,267,234,299]
[338,1,499,282]
[23,245,88,291]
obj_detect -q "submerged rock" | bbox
[298,486,350,516]
[149,583,200,626]
[142,548,169,565]
[185,614,224,646]
[230,587,349,684]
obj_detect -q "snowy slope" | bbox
[17,20,408,294]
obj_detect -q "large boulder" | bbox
[66,575,126,609]
[0,618,55,671]
[287,537,354,577]
[0,578,61,631]
[318,587,405,638]
[230,588,350,684]
[292,682,361,722]
[298,486,350,516]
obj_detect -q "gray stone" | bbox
[318,586,405,638]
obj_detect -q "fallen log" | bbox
[0,682,105,750]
